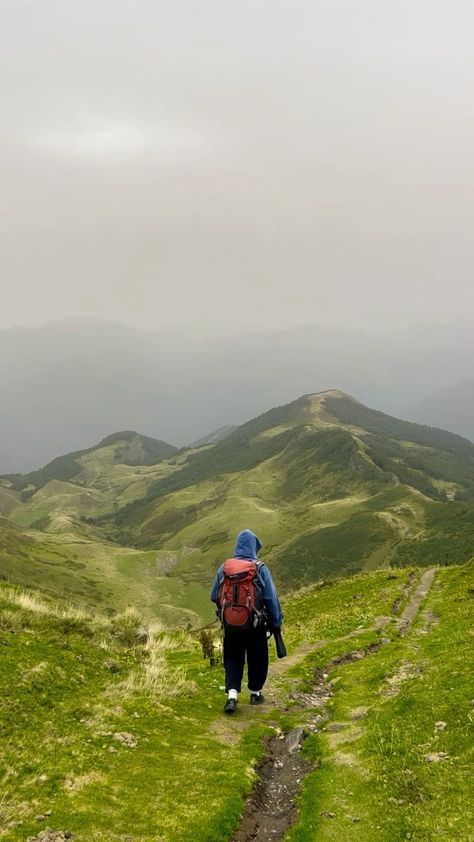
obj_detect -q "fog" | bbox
[0,319,473,473]
[1,0,474,335]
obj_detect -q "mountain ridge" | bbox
[1,318,472,472]
[1,431,177,494]
[1,390,473,621]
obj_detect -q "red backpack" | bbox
[217,558,265,633]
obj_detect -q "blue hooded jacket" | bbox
[210,529,283,627]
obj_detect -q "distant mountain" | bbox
[189,425,237,447]
[1,389,473,619]
[110,390,474,589]
[1,318,473,472]
[407,379,474,442]
[2,431,177,494]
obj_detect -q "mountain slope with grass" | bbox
[1,391,473,624]
[108,390,474,589]
[2,431,177,495]
[0,560,471,842]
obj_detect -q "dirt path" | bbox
[396,567,436,635]
[229,568,437,841]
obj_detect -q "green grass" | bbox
[1,390,473,624]
[284,560,473,841]
[0,584,267,842]
[0,562,471,841]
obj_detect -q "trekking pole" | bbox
[267,623,287,659]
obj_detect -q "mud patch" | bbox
[392,570,418,614]
[231,728,312,842]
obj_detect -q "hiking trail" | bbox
[229,568,436,841]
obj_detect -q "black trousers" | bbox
[223,625,269,693]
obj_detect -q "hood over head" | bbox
[233,529,262,560]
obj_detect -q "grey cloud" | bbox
[1,0,474,334]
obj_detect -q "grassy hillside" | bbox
[0,561,471,841]
[284,561,473,841]
[1,391,473,622]
[107,391,474,590]
[0,519,208,626]
[2,431,177,494]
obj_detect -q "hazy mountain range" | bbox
[1,389,473,622]
[1,318,472,472]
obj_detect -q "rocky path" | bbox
[395,567,436,635]
[230,569,436,842]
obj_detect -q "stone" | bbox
[423,752,449,763]
[286,727,305,754]
[104,659,121,673]
[113,731,138,748]
[136,625,149,644]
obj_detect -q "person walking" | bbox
[210,528,283,714]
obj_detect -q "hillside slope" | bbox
[1,391,473,622]
[2,431,177,495]
[109,391,474,589]
[0,561,471,841]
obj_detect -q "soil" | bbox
[230,728,312,842]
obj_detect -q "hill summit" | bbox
[110,389,474,591]
[0,390,473,621]
[2,431,177,493]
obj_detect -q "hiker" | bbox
[210,528,283,714]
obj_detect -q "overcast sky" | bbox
[1,0,473,335]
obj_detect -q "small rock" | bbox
[136,625,148,644]
[44,811,52,817]
[423,752,449,763]
[434,721,447,731]
[320,811,336,818]
[346,815,360,822]
[113,731,138,748]
[286,727,305,753]
[27,831,71,842]
[323,721,346,732]
[35,815,45,822]
[104,659,121,673]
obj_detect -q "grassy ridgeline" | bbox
[1,390,473,626]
